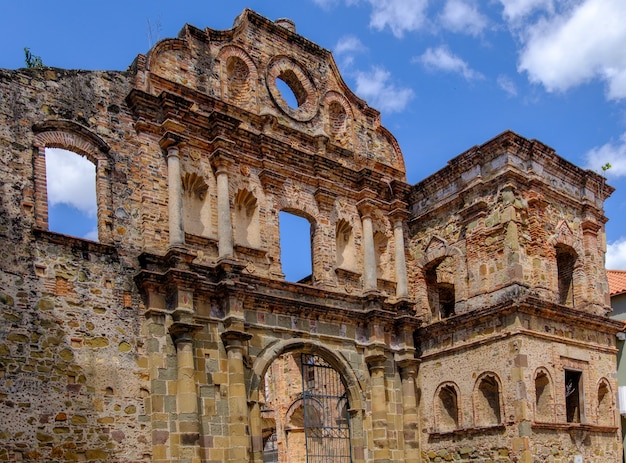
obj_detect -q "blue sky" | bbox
[2,0,626,269]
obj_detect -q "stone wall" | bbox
[0,8,621,463]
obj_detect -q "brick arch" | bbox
[420,236,462,269]
[548,220,583,257]
[146,38,188,71]
[249,338,365,412]
[217,45,258,109]
[32,121,113,242]
[322,91,354,148]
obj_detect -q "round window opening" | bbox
[276,70,307,109]
[266,56,319,122]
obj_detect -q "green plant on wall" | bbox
[23,47,43,68]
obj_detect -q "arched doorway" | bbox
[260,351,352,463]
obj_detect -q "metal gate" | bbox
[301,353,351,463]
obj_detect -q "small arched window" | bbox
[435,383,460,431]
[534,369,554,422]
[473,374,502,426]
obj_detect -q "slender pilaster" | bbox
[166,145,185,246]
[214,160,234,258]
[358,201,378,292]
[390,209,409,299]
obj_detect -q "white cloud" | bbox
[354,67,414,112]
[334,35,366,56]
[584,133,626,178]
[417,46,484,80]
[440,0,488,36]
[607,237,626,270]
[366,0,430,37]
[497,74,518,96]
[515,0,626,100]
[311,0,340,9]
[45,148,97,217]
[499,0,554,23]
[84,228,99,241]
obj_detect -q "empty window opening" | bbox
[437,384,459,431]
[276,70,306,108]
[565,370,583,423]
[279,211,312,283]
[425,256,456,319]
[45,148,97,241]
[556,244,576,306]
[475,375,501,426]
[535,371,553,422]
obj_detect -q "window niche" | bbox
[234,188,260,248]
[336,219,355,271]
[181,172,210,237]
[474,374,502,427]
[534,370,554,422]
[436,384,460,432]
[556,244,577,306]
[597,380,613,426]
[425,256,456,319]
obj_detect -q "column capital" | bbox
[397,358,420,380]
[221,329,253,352]
[389,205,410,223]
[159,131,187,152]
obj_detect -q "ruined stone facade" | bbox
[0,9,622,463]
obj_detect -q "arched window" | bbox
[33,122,111,243]
[534,369,554,422]
[435,383,460,431]
[473,374,502,426]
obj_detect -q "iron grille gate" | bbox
[301,353,351,463]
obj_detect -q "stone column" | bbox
[398,359,420,463]
[215,160,234,258]
[366,352,389,462]
[359,202,377,292]
[222,330,253,463]
[390,210,409,299]
[166,145,185,246]
[173,331,201,462]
